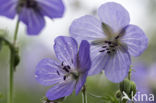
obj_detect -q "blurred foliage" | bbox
[0,92,3,99]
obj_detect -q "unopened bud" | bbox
[120,79,136,99]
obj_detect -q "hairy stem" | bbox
[9,19,20,103]
[128,69,132,80]
[82,85,87,103]
[13,20,20,45]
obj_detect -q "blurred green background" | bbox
[0,0,156,103]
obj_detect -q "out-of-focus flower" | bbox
[0,0,65,35]
[148,64,156,89]
[132,63,150,93]
[35,36,91,100]
[131,63,154,103]
[70,2,148,83]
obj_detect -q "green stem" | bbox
[9,51,14,103]
[9,19,20,103]
[13,20,20,45]
[82,85,87,103]
[128,69,131,80]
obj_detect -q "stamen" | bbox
[106,48,109,50]
[61,62,64,66]
[115,35,120,39]
[26,0,38,8]
[102,46,107,48]
[101,40,118,54]
[63,76,66,80]
[63,66,70,72]
[108,41,111,45]
[66,66,71,69]
[107,51,111,54]
[104,41,109,43]
[56,71,60,76]
[99,50,105,52]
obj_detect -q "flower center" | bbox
[57,62,79,81]
[91,35,120,55]
[17,0,40,13]
[99,40,118,54]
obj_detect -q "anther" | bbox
[106,48,109,50]
[107,51,111,54]
[66,66,71,69]
[63,76,66,80]
[99,50,105,52]
[102,46,107,48]
[63,67,69,72]
[104,41,109,43]
[115,35,120,39]
[104,40,112,44]
[26,0,38,8]
[61,62,64,66]
[56,71,60,75]
[108,41,111,45]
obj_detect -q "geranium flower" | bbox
[70,2,148,82]
[131,63,153,103]
[0,0,65,34]
[35,36,91,100]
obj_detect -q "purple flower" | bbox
[132,63,150,94]
[35,36,91,100]
[70,2,148,83]
[131,63,154,103]
[0,0,65,35]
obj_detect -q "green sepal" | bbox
[12,47,20,71]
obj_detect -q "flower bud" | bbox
[120,79,136,99]
[129,81,136,98]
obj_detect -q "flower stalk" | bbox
[82,85,87,103]
[13,20,20,45]
[128,68,132,80]
[9,19,20,103]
